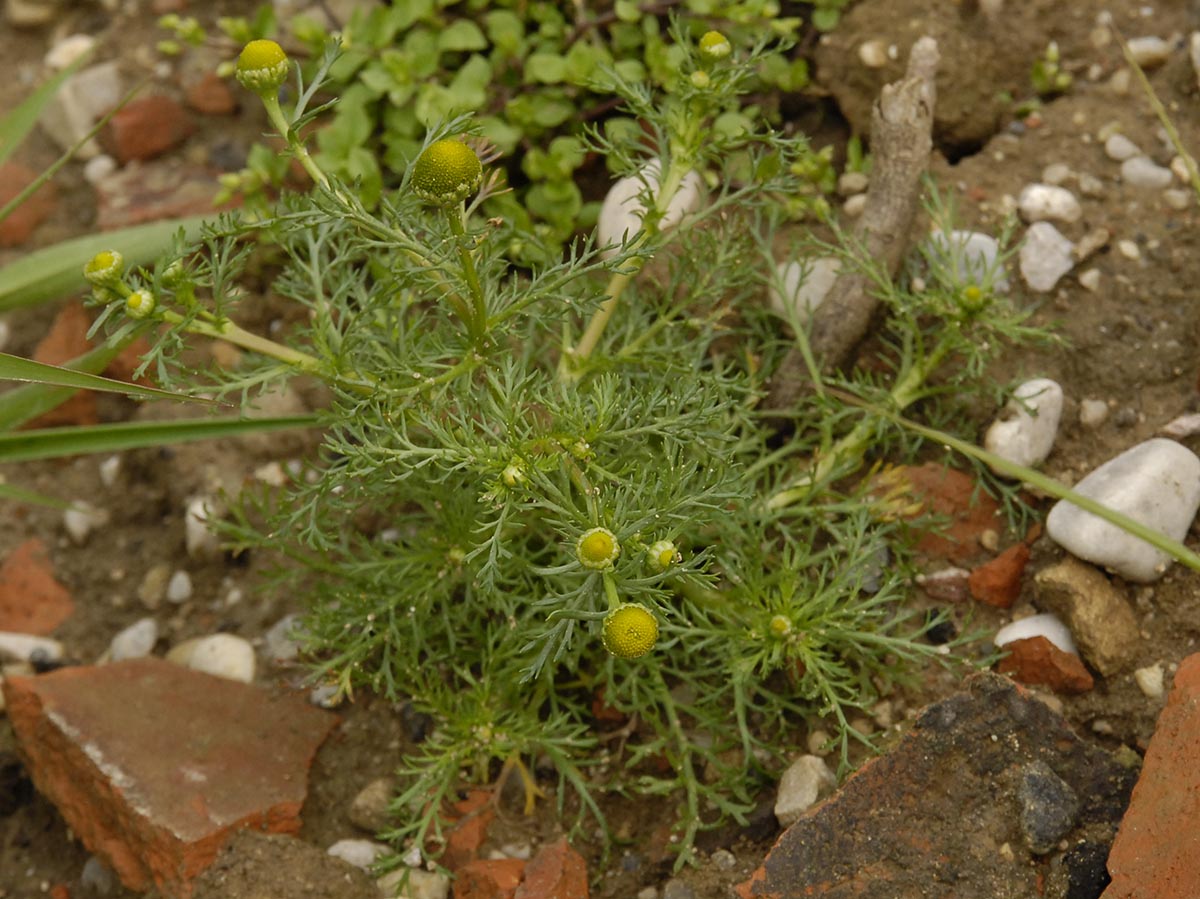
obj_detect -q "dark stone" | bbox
[1061,841,1111,899]
[1018,760,1080,854]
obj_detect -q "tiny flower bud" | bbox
[602,603,659,659]
[161,259,186,287]
[235,39,290,95]
[768,614,792,638]
[501,460,525,488]
[957,283,989,313]
[698,31,732,61]
[83,250,125,289]
[410,138,483,206]
[689,70,711,89]
[124,289,157,320]
[646,540,678,573]
[576,527,620,570]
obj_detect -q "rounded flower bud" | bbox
[698,31,732,61]
[690,70,711,89]
[83,250,125,289]
[124,289,157,320]
[646,540,678,573]
[768,614,792,638]
[235,39,289,94]
[602,604,658,659]
[576,527,620,570]
[410,139,483,206]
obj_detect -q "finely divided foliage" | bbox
[87,22,1053,869]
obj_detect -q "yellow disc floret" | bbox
[646,540,678,573]
[698,31,732,60]
[410,139,483,206]
[577,527,620,570]
[83,250,125,289]
[124,289,157,320]
[236,40,290,94]
[602,604,659,659]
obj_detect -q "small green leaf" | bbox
[525,52,568,85]
[437,19,487,53]
[0,415,319,463]
[484,10,524,56]
[0,56,87,166]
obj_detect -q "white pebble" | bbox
[1041,163,1072,185]
[1046,438,1200,582]
[1020,223,1075,292]
[596,162,702,259]
[1133,662,1165,699]
[1077,268,1101,291]
[80,857,115,895]
[1170,155,1194,184]
[327,839,388,870]
[63,501,110,544]
[1018,184,1082,224]
[984,378,1063,471]
[858,39,889,68]
[98,455,121,487]
[83,154,117,185]
[994,613,1077,655]
[310,683,344,708]
[768,257,840,325]
[184,496,221,559]
[109,617,158,661]
[1121,156,1174,189]
[1126,35,1171,69]
[842,193,867,217]
[264,613,304,663]
[376,868,450,899]
[1159,412,1200,440]
[1104,134,1140,162]
[927,229,1008,290]
[1164,189,1191,210]
[165,570,193,604]
[0,632,64,664]
[1079,398,1110,428]
[1117,239,1141,260]
[44,34,96,70]
[167,633,256,683]
[774,755,837,827]
[837,171,869,196]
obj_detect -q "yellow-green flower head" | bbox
[236,40,290,94]
[124,289,156,320]
[698,31,732,61]
[602,604,659,659]
[577,527,620,570]
[410,139,483,206]
[83,250,125,288]
[768,614,792,638]
[646,540,678,573]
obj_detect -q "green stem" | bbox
[161,310,323,375]
[446,205,487,343]
[260,92,328,191]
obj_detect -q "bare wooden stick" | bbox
[766,36,940,413]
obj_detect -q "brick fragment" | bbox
[0,538,73,635]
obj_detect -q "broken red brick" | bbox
[440,789,496,871]
[969,543,1030,608]
[2,658,337,898]
[513,839,588,899]
[1104,652,1200,899]
[29,302,97,428]
[184,72,238,116]
[997,635,1094,694]
[0,538,74,634]
[881,464,1003,563]
[102,95,195,163]
[0,160,58,247]
[95,160,237,230]
[454,857,527,899]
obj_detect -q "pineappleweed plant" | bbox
[82,28,1054,868]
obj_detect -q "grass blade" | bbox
[0,351,219,405]
[0,216,210,312]
[0,414,320,463]
[0,57,87,166]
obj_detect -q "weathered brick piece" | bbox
[2,658,337,898]
[737,673,1134,899]
[1103,652,1200,899]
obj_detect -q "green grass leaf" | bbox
[0,57,87,166]
[0,414,320,463]
[0,351,220,405]
[0,216,209,313]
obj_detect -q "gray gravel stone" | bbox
[1020,223,1075,292]
[1121,156,1174,189]
[1019,760,1080,854]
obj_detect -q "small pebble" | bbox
[597,162,701,259]
[184,496,221,559]
[1018,184,1082,224]
[375,868,449,899]
[662,879,696,899]
[1104,134,1140,161]
[1045,438,1200,582]
[774,754,837,827]
[1019,760,1080,854]
[81,856,115,894]
[1077,268,1101,292]
[710,849,736,871]
[1164,189,1191,210]
[857,39,889,68]
[1020,223,1075,292]
[108,617,158,661]
[1078,398,1110,428]
[637,888,659,899]
[1159,412,1200,440]
[837,171,869,196]
[806,728,832,756]
[1116,239,1141,260]
[166,633,256,682]
[165,569,193,604]
[264,613,304,663]
[1112,407,1139,429]
[0,632,64,664]
[63,501,110,544]
[842,193,867,217]
[138,563,172,609]
[83,154,117,185]
[98,454,121,487]
[310,683,343,708]
[768,257,840,326]
[1169,155,1194,184]
[349,777,395,833]
[44,34,96,69]
[927,229,1008,290]
[1077,172,1105,197]
[1072,227,1110,263]
[984,378,1063,471]
[1041,162,1072,185]
[1133,662,1165,699]
[327,839,388,870]
[995,613,1077,655]
[1121,156,1174,189]
[1125,35,1171,69]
